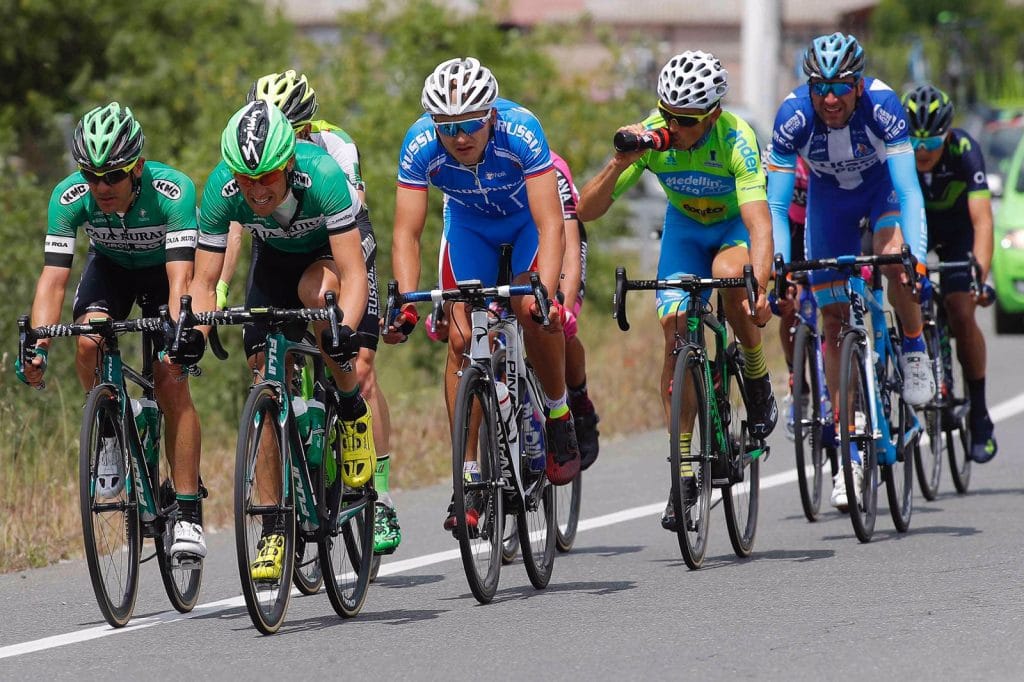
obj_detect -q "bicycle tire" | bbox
[319,398,374,618]
[885,386,915,533]
[948,422,972,493]
[80,384,140,628]
[501,517,519,564]
[451,364,504,603]
[517,367,556,588]
[669,346,711,569]
[155,479,204,612]
[234,383,295,634]
[914,324,943,500]
[369,555,381,582]
[792,323,826,522]
[722,347,759,557]
[292,536,323,595]
[838,333,878,543]
[555,473,582,553]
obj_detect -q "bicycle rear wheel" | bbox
[293,535,323,595]
[722,349,759,557]
[501,517,519,564]
[155,479,204,612]
[235,384,295,634]
[792,324,826,521]
[885,387,915,533]
[451,365,504,603]
[838,333,878,543]
[555,473,582,552]
[914,324,943,501]
[670,346,711,569]
[80,384,140,628]
[946,358,972,494]
[319,399,374,618]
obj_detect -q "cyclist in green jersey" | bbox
[218,71,401,555]
[16,103,207,559]
[577,51,776,531]
[187,100,372,581]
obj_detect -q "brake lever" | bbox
[529,272,550,327]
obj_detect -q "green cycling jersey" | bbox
[197,142,356,254]
[611,109,766,225]
[45,161,198,269]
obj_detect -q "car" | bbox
[991,122,1024,333]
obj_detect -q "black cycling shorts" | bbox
[73,250,169,320]
[930,223,975,294]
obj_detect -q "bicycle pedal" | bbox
[174,554,203,569]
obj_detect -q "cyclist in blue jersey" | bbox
[767,33,935,511]
[901,84,997,463]
[384,57,580,530]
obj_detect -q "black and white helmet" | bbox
[421,57,499,116]
[657,51,729,110]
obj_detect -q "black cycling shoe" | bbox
[744,375,778,439]
[969,413,998,464]
[570,393,600,470]
[545,413,581,485]
[660,479,697,532]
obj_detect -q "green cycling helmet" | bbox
[71,102,145,171]
[220,100,295,176]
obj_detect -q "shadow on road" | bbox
[371,573,445,589]
[555,545,645,558]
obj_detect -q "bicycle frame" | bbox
[794,283,837,444]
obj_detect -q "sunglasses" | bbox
[233,163,288,187]
[912,135,945,152]
[433,113,491,138]
[809,81,856,97]
[79,158,139,185]
[658,104,717,128]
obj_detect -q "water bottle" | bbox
[306,398,325,467]
[292,396,311,446]
[131,398,146,436]
[521,390,546,473]
[613,128,671,152]
[495,382,518,444]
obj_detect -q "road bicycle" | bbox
[17,312,209,628]
[613,265,766,570]
[916,255,986,498]
[386,273,555,604]
[173,292,375,634]
[776,247,922,542]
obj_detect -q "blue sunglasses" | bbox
[810,81,856,97]
[434,113,490,138]
[912,135,945,152]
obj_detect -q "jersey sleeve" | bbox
[770,93,811,159]
[609,157,648,201]
[197,165,235,253]
[157,173,199,262]
[728,119,767,206]
[505,110,553,178]
[887,152,928,263]
[44,176,89,268]
[554,167,578,221]
[396,118,434,191]
[316,131,365,192]
[313,154,357,235]
[868,82,912,151]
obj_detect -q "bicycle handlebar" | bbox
[613,265,758,332]
[773,244,916,300]
[385,273,551,330]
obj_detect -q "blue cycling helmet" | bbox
[802,33,865,80]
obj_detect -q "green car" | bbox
[993,128,1024,333]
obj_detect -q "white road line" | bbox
[2,394,1020,660]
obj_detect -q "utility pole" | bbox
[742,0,781,133]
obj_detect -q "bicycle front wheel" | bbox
[319,399,374,618]
[838,333,878,542]
[555,473,582,552]
[80,384,140,628]
[451,365,504,603]
[792,324,826,521]
[722,348,759,557]
[914,324,943,501]
[518,368,556,588]
[670,346,711,569]
[235,384,295,634]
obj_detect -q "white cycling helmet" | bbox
[421,57,499,116]
[657,50,729,110]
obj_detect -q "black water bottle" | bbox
[613,128,671,152]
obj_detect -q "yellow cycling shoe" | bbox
[341,408,376,488]
[250,533,285,582]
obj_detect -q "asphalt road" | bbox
[2,309,1023,680]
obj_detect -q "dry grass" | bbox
[0,298,788,573]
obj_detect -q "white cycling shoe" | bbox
[831,463,863,513]
[901,351,936,407]
[170,520,207,559]
[96,437,125,499]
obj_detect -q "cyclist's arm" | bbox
[29,266,72,350]
[576,148,645,222]
[526,168,565,298]
[559,217,582,310]
[165,260,193,321]
[392,185,427,295]
[886,150,928,265]
[766,151,797,263]
[216,222,244,305]
[968,195,994,282]
[189,247,223,324]
[740,200,774,297]
[329,228,368,332]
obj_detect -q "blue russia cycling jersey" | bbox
[766,77,927,263]
[396,98,553,218]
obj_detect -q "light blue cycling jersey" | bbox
[766,77,927,264]
[396,97,553,218]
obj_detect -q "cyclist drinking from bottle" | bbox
[576,50,776,531]
[16,103,207,559]
[188,100,372,580]
[901,83,997,462]
[766,33,935,511]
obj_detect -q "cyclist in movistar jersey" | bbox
[385,57,581,530]
[901,84,997,463]
[16,103,207,559]
[221,71,400,556]
[577,50,776,532]
[767,33,935,511]
[188,100,371,581]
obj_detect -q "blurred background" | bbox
[4,0,1024,570]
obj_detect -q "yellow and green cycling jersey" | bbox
[611,109,766,225]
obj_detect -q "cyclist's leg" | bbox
[71,252,135,392]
